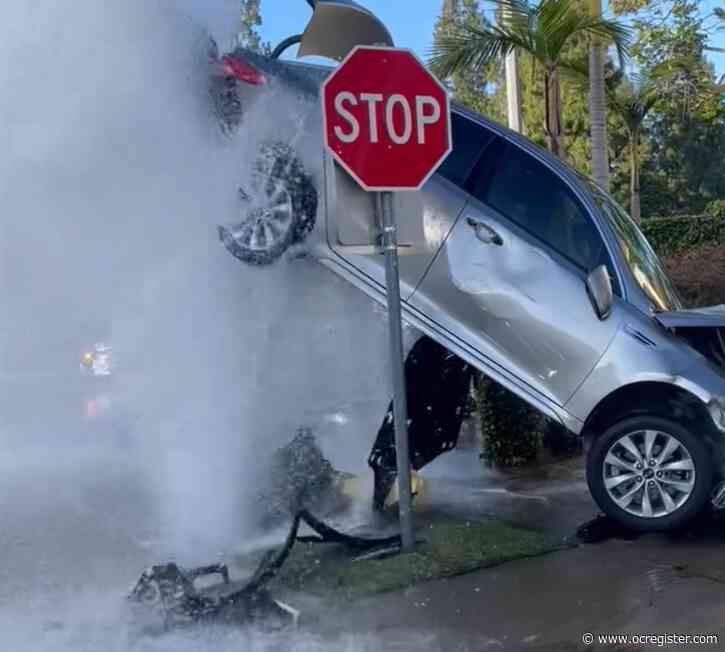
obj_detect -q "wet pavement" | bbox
[419,448,597,535]
[2,428,724,651]
[331,449,725,651]
[0,437,396,651]
[337,536,725,650]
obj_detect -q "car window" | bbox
[436,113,495,189]
[473,143,606,274]
[590,187,682,310]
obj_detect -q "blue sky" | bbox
[254,0,724,74]
[258,0,443,59]
[179,0,723,74]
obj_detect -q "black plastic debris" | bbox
[129,510,402,632]
[296,509,401,551]
[129,427,406,633]
[129,514,303,632]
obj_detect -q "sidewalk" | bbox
[314,449,725,651]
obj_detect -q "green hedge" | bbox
[706,199,725,219]
[641,214,725,257]
[473,374,578,467]
[475,375,542,467]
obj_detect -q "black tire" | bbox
[218,142,318,266]
[587,415,713,532]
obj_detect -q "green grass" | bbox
[266,517,568,602]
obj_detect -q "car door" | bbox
[328,111,495,300]
[410,135,623,406]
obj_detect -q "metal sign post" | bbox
[322,45,452,554]
[379,191,414,551]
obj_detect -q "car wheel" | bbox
[218,142,317,266]
[587,415,713,532]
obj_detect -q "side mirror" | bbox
[586,265,613,320]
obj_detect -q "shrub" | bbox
[706,199,725,219]
[474,374,542,468]
[663,243,725,308]
[473,374,583,467]
[642,214,725,257]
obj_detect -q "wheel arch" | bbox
[581,381,721,459]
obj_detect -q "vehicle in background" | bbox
[205,0,725,532]
[80,342,113,378]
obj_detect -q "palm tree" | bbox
[500,3,523,132]
[608,74,658,223]
[429,0,631,158]
[589,0,609,191]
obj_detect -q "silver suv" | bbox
[208,5,725,532]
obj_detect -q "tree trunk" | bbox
[502,5,522,133]
[505,49,523,133]
[630,129,641,223]
[589,0,609,191]
[544,68,563,158]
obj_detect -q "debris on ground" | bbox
[128,514,304,633]
[129,427,406,634]
[129,429,572,633]
[129,510,402,633]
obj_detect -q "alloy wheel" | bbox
[602,429,696,519]
[229,179,294,253]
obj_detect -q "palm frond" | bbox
[542,2,631,64]
[502,0,630,65]
[607,74,658,133]
[429,0,632,99]
[576,16,632,68]
[557,55,589,84]
[428,22,530,79]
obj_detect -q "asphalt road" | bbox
[4,389,725,652]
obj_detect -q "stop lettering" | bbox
[332,92,442,146]
[322,46,452,192]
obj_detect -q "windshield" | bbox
[587,184,683,312]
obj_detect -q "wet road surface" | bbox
[0,391,441,651]
[2,416,725,651]
[347,449,725,650]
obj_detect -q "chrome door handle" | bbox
[466,216,503,246]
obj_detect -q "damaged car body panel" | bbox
[568,310,725,432]
[655,304,725,357]
[654,305,725,390]
[206,0,725,531]
[406,122,625,408]
[655,305,725,329]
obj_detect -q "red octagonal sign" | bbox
[322,46,452,192]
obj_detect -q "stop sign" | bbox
[322,46,452,192]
